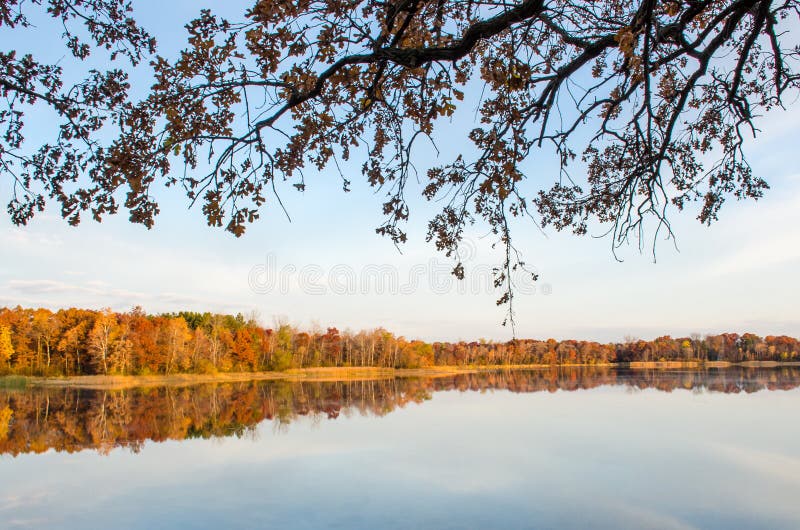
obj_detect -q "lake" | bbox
[1,367,799,529]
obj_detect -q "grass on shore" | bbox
[0,375,29,389]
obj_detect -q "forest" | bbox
[0,306,798,376]
[2,367,799,456]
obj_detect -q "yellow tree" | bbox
[0,326,14,368]
[32,309,60,370]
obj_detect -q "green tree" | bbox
[270,325,295,372]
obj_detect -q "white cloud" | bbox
[1,279,253,315]
[7,280,148,301]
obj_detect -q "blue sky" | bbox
[1,2,799,342]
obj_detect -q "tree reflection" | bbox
[1,367,799,456]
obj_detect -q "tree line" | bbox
[0,306,798,376]
[3,367,799,456]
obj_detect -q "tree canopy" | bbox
[1,0,798,317]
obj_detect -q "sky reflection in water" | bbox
[1,368,799,529]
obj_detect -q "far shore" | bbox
[1,361,799,390]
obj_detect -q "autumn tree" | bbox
[110,317,134,374]
[3,1,798,320]
[399,340,434,368]
[125,310,160,373]
[190,327,214,373]
[0,308,34,370]
[32,309,60,370]
[57,309,92,375]
[88,309,118,374]
[293,332,312,368]
[205,315,230,370]
[0,326,13,369]
[231,327,258,371]
[164,317,192,374]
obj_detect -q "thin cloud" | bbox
[7,280,148,301]
[7,280,84,295]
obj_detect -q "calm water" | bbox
[1,367,799,529]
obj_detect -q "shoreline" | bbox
[1,361,799,390]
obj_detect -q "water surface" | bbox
[1,367,799,529]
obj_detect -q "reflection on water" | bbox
[1,367,798,456]
[1,367,800,529]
